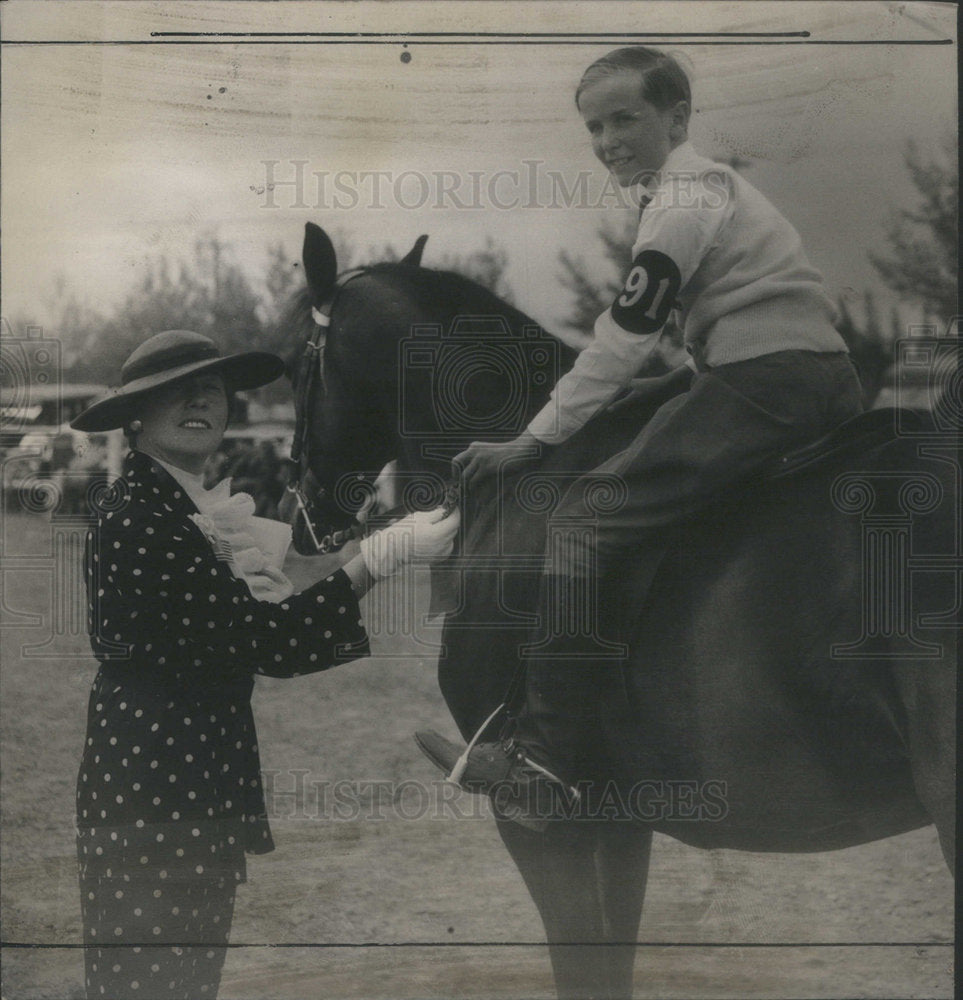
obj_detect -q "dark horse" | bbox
[280,223,956,1000]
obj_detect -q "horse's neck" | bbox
[350,267,575,478]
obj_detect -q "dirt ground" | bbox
[1,513,954,999]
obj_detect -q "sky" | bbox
[1,0,957,345]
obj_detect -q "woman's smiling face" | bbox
[578,70,688,187]
[135,373,229,474]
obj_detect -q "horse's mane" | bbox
[278,261,578,371]
[276,288,317,378]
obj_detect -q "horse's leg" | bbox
[495,819,652,1000]
[593,821,653,995]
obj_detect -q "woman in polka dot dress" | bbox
[70,330,459,999]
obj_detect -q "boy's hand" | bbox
[606,365,694,414]
[453,431,540,486]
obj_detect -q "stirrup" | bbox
[445,703,509,785]
[504,743,582,804]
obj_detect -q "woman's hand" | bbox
[359,507,461,580]
[245,564,296,603]
[453,431,539,487]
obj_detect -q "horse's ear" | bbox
[401,234,428,267]
[303,223,338,306]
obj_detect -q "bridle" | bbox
[286,264,462,554]
[286,267,368,553]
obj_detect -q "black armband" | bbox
[610,250,682,336]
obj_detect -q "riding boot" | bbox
[512,572,631,788]
[414,571,635,826]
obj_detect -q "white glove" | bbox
[244,564,296,604]
[359,507,460,580]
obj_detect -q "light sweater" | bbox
[527,141,847,444]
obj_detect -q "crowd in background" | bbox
[204,439,289,518]
[3,435,289,519]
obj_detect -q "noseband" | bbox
[287,268,368,553]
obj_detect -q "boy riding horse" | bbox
[416,46,863,826]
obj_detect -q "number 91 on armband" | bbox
[610,250,682,335]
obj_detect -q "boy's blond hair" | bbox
[575,46,691,112]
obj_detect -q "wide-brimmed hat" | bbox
[71,330,286,432]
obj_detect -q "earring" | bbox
[128,419,143,433]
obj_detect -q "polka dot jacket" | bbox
[77,451,370,886]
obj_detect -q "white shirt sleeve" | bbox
[527,169,732,445]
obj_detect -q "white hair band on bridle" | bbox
[311,306,330,327]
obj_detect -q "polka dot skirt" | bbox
[79,870,234,998]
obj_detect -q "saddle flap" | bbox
[765,408,919,481]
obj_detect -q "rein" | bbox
[287,267,368,553]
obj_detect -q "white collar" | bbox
[151,455,293,598]
[662,140,699,172]
[633,142,699,204]
[651,140,706,191]
[153,457,232,511]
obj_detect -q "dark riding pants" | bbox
[519,350,864,778]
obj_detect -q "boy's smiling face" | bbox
[578,70,689,187]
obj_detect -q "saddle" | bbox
[764,407,917,481]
